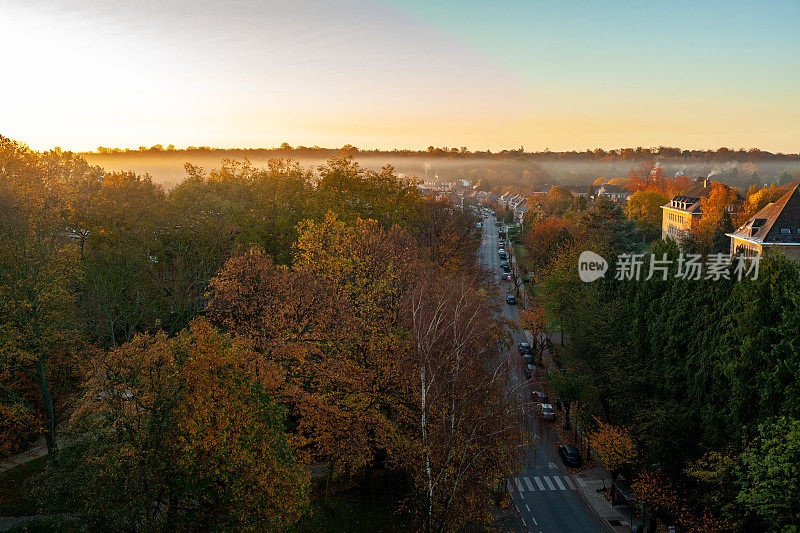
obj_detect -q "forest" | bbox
[0,136,525,532]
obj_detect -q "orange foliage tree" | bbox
[589,418,638,480]
[55,319,306,530]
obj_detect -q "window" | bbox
[781,228,791,234]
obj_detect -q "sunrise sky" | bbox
[2,0,798,152]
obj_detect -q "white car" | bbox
[539,404,556,421]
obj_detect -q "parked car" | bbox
[539,403,556,421]
[532,391,548,404]
[518,342,533,355]
[558,445,582,467]
[502,273,512,281]
[524,364,537,380]
[502,265,510,273]
[506,295,516,305]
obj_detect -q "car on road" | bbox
[518,342,533,355]
[532,391,548,404]
[502,273,512,281]
[558,445,582,467]
[498,251,506,260]
[524,363,536,380]
[502,265,510,273]
[539,403,556,421]
[506,295,516,305]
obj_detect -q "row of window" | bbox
[667,212,687,225]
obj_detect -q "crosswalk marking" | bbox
[511,475,580,493]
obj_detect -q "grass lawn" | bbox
[0,456,47,516]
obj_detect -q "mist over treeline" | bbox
[79,144,800,192]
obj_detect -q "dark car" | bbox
[524,364,536,380]
[531,391,548,404]
[502,265,510,273]
[558,445,582,467]
[518,342,533,355]
[506,295,516,305]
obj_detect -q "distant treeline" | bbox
[85,143,800,162]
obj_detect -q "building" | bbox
[660,179,742,241]
[727,185,800,261]
[595,184,630,202]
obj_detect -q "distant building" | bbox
[727,185,800,261]
[660,179,742,241]
[561,185,592,197]
[595,184,630,202]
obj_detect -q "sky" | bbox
[1,0,798,152]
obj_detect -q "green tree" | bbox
[737,417,800,529]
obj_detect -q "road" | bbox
[478,213,605,533]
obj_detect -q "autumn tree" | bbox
[41,320,306,530]
[0,140,85,460]
[625,189,669,240]
[589,419,638,481]
[405,272,524,532]
[206,214,420,507]
[522,217,573,272]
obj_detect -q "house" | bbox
[561,185,592,197]
[660,179,742,241]
[727,185,800,261]
[595,184,630,202]
[511,198,528,224]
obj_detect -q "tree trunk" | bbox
[36,360,58,462]
[324,458,336,512]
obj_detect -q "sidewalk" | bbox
[0,438,48,474]
[571,465,633,533]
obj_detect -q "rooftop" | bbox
[728,185,800,244]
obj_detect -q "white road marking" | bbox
[521,518,527,527]
[507,480,513,492]
[554,476,566,490]
[565,476,576,490]
[548,462,556,469]
[525,504,531,512]
[532,516,538,525]
[524,477,535,491]
[578,478,587,487]
[544,476,556,490]
[534,476,545,490]
[515,477,525,491]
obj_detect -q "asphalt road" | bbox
[478,213,605,533]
